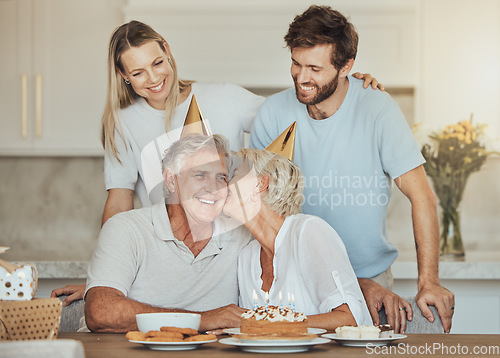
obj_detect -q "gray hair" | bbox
[233,148,304,216]
[162,134,230,198]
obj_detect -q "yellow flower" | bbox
[456,133,465,141]
[460,120,472,132]
[449,146,454,151]
[464,157,472,164]
[454,124,465,133]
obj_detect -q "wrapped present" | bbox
[0,247,38,301]
[0,298,62,340]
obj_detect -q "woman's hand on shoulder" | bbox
[352,72,385,91]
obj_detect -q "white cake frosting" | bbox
[241,305,306,322]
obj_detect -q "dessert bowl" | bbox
[136,312,201,333]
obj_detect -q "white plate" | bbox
[223,327,326,335]
[322,333,407,347]
[128,338,217,351]
[219,337,330,353]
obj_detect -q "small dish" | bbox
[128,337,217,351]
[322,333,407,347]
[219,337,330,353]
[223,327,326,335]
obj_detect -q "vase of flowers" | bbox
[418,116,497,260]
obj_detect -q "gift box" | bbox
[0,298,62,340]
[0,263,38,301]
[0,247,38,301]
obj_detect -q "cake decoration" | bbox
[240,305,308,336]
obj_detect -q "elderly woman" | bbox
[84,134,251,332]
[223,149,373,330]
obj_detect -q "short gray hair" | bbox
[233,148,304,216]
[162,134,230,198]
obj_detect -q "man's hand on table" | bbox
[358,278,412,334]
[50,284,86,306]
[416,283,455,333]
[200,304,246,332]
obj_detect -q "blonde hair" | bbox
[161,134,230,198]
[101,20,193,161]
[234,148,304,216]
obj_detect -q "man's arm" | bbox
[85,287,245,333]
[357,278,412,334]
[395,165,455,333]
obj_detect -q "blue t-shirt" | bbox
[249,76,424,278]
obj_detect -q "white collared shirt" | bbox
[237,214,372,326]
[86,204,252,311]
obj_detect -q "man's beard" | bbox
[294,72,339,105]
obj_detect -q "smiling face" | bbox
[291,44,340,106]
[171,147,229,226]
[223,159,262,224]
[119,41,174,110]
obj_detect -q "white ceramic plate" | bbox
[219,337,330,353]
[322,333,407,347]
[223,327,327,335]
[128,338,217,351]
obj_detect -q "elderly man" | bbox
[84,134,251,332]
[250,5,455,333]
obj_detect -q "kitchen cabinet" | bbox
[124,0,418,88]
[0,0,124,156]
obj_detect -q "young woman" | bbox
[100,21,264,225]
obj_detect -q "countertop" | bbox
[392,251,500,280]
[32,251,500,280]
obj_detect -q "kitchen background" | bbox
[1,0,499,333]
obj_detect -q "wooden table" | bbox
[58,332,500,357]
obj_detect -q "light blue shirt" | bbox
[250,76,424,278]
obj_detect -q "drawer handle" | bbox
[21,74,28,139]
[36,74,42,138]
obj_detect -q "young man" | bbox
[250,5,455,333]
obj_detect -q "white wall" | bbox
[417,0,500,146]
[124,0,418,88]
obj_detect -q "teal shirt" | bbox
[250,76,424,278]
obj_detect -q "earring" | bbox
[168,58,172,65]
[124,78,131,85]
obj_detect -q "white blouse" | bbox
[237,214,372,326]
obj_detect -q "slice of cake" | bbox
[359,325,381,339]
[336,325,383,339]
[378,324,394,338]
[240,305,308,335]
[335,326,360,338]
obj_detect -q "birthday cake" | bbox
[240,305,308,335]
